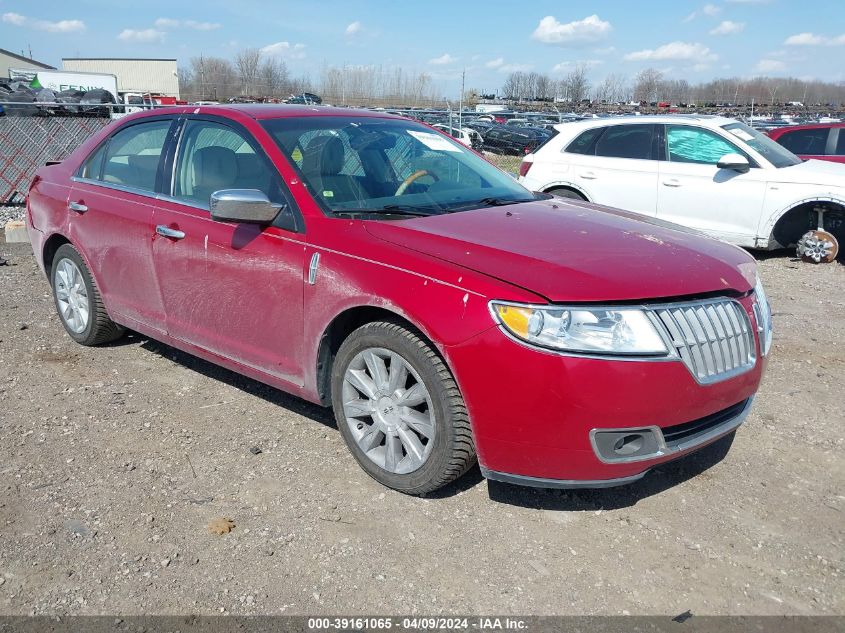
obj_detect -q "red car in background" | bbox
[26,105,771,495]
[766,123,845,164]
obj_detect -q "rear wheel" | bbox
[331,321,475,495]
[51,244,124,346]
[547,187,586,201]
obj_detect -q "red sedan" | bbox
[26,105,772,494]
[766,123,845,164]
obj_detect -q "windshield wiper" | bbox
[332,204,441,217]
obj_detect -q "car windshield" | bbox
[261,116,535,217]
[722,122,802,168]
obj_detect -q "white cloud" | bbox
[154,18,180,28]
[428,53,457,65]
[498,62,532,73]
[2,12,85,32]
[551,60,603,74]
[683,3,722,22]
[710,20,745,35]
[485,57,504,69]
[726,0,772,4]
[755,58,786,73]
[154,18,220,30]
[261,41,307,59]
[2,12,26,25]
[593,46,616,55]
[531,14,612,47]
[345,21,362,36]
[118,28,164,42]
[784,32,845,46]
[624,41,717,62]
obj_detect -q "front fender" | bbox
[760,194,845,247]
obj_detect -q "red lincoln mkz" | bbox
[26,105,772,494]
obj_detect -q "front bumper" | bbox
[481,397,753,488]
[444,296,766,486]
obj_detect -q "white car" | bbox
[518,115,845,260]
[432,124,483,151]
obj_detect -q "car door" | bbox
[68,118,175,331]
[151,116,307,385]
[570,123,660,216]
[656,124,767,243]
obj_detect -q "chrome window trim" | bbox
[70,176,160,200]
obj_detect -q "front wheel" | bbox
[331,321,476,495]
[51,243,125,345]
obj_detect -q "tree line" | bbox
[179,48,443,105]
[499,67,845,106]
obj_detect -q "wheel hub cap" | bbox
[341,347,436,475]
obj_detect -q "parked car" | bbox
[483,125,552,156]
[519,115,845,261]
[766,123,845,164]
[27,105,771,494]
[285,92,322,105]
[432,123,483,151]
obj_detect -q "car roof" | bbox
[554,114,738,132]
[766,122,845,136]
[119,103,405,124]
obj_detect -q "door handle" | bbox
[662,179,682,187]
[68,201,88,213]
[155,225,186,240]
[579,171,597,180]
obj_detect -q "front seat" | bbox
[191,146,239,205]
[300,136,368,204]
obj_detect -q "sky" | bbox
[1,0,843,97]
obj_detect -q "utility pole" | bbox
[458,68,465,129]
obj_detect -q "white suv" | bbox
[518,115,845,259]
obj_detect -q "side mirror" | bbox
[210,189,282,225]
[716,153,750,173]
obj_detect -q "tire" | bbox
[50,243,125,346]
[331,321,476,495]
[547,187,587,201]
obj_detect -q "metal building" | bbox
[0,48,55,79]
[61,58,180,98]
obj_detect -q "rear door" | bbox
[151,116,307,385]
[656,124,766,243]
[68,117,175,330]
[571,123,660,215]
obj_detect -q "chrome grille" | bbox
[653,299,756,384]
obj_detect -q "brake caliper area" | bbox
[797,206,840,264]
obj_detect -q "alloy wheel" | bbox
[54,258,90,333]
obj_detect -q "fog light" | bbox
[613,434,645,455]
[591,427,663,463]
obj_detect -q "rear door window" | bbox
[593,124,656,160]
[98,120,171,192]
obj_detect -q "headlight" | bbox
[490,302,669,356]
[753,276,773,356]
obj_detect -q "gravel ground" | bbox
[0,235,842,617]
[0,205,24,227]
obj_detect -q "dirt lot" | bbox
[0,229,843,617]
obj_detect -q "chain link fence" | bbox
[0,113,111,203]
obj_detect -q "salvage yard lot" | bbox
[0,237,843,616]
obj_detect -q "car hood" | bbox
[769,158,845,187]
[364,199,758,303]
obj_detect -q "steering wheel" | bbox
[395,170,438,196]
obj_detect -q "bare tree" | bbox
[235,48,262,96]
[564,64,591,103]
[633,68,663,103]
[258,57,289,97]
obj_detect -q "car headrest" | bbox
[193,146,238,191]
